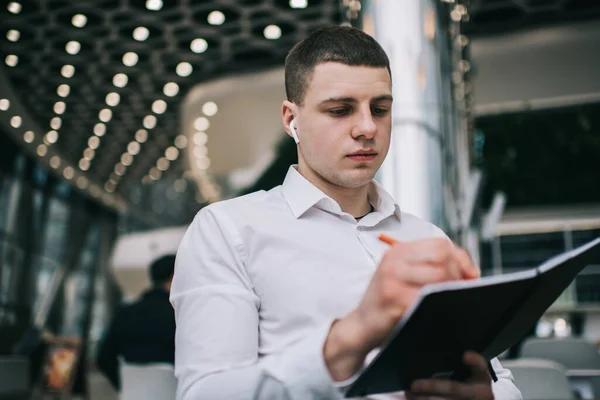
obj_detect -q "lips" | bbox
[347,149,378,162]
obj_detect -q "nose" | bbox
[351,107,377,140]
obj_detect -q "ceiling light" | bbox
[76,175,89,188]
[264,25,282,40]
[202,101,218,116]
[8,2,21,14]
[72,14,87,28]
[54,101,66,114]
[63,167,74,180]
[123,52,139,67]
[114,163,126,175]
[143,115,156,129]
[83,148,95,160]
[135,129,148,143]
[174,178,187,193]
[61,64,75,78]
[99,108,112,122]
[194,117,210,131]
[45,130,58,144]
[133,26,150,41]
[207,10,225,25]
[127,141,140,155]
[79,159,90,171]
[36,144,47,156]
[57,84,70,97]
[88,136,100,149]
[290,0,308,8]
[174,135,187,149]
[146,0,163,11]
[176,62,193,77]
[23,130,34,143]
[50,156,61,169]
[7,30,20,42]
[0,99,9,111]
[66,41,81,55]
[113,73,128,87]
[152,99,167,114]
[5,55,18,67]
[163,82,179,97]
[10,115,22,128]
[193,145,207,158]
[50,117,62,130]
[196,157,211,170]
[149,167,162,180]
[190,38,208,53]
[156,157,170,171]
[165,146,179,161]
[193,131,208,146]
[106,92,120,106]
[121,153,134,166]
[104,181,116,193]
[94,123,106,136]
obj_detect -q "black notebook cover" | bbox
[345,237,600,398]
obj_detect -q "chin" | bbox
[334,169,376,188]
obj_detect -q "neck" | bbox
[297,165,372,218]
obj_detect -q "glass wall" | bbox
[0,130,120,392]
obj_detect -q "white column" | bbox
[366,0,449,228]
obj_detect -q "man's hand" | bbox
[323,238,480,381]
[406,351,494,400]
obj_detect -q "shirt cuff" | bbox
[261,320,345,400]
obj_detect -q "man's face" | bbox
[290,62,392,190]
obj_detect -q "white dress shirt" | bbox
[171,166,522,400]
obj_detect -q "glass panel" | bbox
[61,223,100,336]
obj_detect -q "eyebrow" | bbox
[319,94,393,105]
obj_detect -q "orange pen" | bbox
[378,234,398,246]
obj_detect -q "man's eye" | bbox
[329,108,349,116]
[372,107,389,116]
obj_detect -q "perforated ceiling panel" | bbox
[0,0,347,223]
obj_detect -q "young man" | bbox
[97,255,176,391]
[171,26,522,400]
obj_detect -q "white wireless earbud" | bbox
[290,119,300,144]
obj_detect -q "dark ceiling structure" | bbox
[0,0,348,224]
[466,0,600,36]
[1,0,599,226]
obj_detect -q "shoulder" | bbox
[199,190,271,217]
[191,187,286,230]
[397,210,449,240]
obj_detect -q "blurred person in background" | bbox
[96,254,176,391]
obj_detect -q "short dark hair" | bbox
[284,26,391,106]
[149,254,176,285]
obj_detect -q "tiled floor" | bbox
[88,372,117,400]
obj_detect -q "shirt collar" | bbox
[281,165,401,220]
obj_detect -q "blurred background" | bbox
[1,0,600,399]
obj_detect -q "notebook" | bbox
[345,237,600,397]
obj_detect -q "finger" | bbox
[464,351,492,383]
[454,246,480,280]
[391,239,455,265]
[410,379,474,399]
[445,256,464,281]
[395,265,449,285]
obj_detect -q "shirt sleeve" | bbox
[490,358,523,400]
[170,207,344,400]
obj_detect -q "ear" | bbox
[281,100,296,140]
